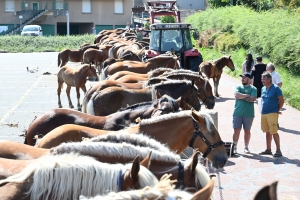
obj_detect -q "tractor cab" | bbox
[145,23,202,71]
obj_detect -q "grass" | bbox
[0,35,95,53]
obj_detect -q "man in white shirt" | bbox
[266,63,282,88]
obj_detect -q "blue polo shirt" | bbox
[261,84,282,114]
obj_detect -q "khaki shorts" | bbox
[261,113,279,134]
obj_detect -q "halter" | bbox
[198,79,214,106]
[177,160,185,189]
[117,169,122,191]
[189,119,224,158]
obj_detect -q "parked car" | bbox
[21,25,43,36]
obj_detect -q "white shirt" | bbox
[270,71,282,84]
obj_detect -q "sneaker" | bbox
[273,151,282,157]
[244,147,250,154]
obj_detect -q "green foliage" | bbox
[0,34,95,53]
[208,0,231,8]
[185,6,300,74]
[160,16,176,23]
[144,21,151,30]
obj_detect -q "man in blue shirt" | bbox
[232,72,257,154]
[259,71,284,157]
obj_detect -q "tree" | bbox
[160,15,176,23]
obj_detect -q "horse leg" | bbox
[214,77,220,97]
[76,87,82,111]
[66,85,74,108]
[97,62,102,75]
[57,81,63,108]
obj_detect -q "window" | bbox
[82,0,91,13]
[114,0,123,14]
[5,0,15,12]
[56,0,64,10]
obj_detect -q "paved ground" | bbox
[0,53,299,199]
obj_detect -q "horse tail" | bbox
[58,52,61,67]
[82,87,93,113]
[100,66,108,81]
[86,92,97,115]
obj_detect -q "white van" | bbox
[21,25,43,36]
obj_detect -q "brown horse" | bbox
[86,80,201,116]
[25,95,182,145]
[199,55,235,97]
[33,109,228,169]
[83,45,112,75]
[107,71,149,81]
[57,45,99,68]
[0,154,158,199]
[158,69,215,109]
[57,64,98,110]
[101,54,180,80]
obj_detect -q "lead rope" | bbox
[205,159,224,200]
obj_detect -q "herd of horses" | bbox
[0,28,277,200]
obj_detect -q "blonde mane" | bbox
[80,174,194,200]
[88,132,172,152]
[0,153,158,200]
[51,141,180,164]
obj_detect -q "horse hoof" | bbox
[70,105,74,109]
[58,105,62,108]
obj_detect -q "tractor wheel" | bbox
[189,55,203,72]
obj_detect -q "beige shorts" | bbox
[261,113,279,134]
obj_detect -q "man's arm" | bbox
[278,96,284,114]
[234,92,249,99]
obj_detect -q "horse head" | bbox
[87,64,98,81]
[121,155,158,191]
[190,110,228,169]
[151,94,180,117]
[224,55,235,71]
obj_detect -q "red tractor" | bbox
[143,0,203,72]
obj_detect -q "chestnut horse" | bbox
[199,55,235,97]
[25,95,182,145]
[0,154,158,199]
[0,137,210,192]
[101,54,180,80]
[57,45,99,68]
[86,80,201,116]
[83,45,112,75]
[33,109,228,169]
[57,64,98,110]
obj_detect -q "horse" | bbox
[199,55,235,97]
[81,78,169,113]
[33,109,228,169]
[57,45,99,68]
[83,45,112,75]
[157,69,215,109]
[0,154,158,199]
[86,80,201,116]
[25,95,182,145]
[101,54,180,80]
[57,63,98,110]
[107,70,149,81]
[80,174,215,200]
[0,139,210,193]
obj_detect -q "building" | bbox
[0,0,205,36]
[0,0,134,36]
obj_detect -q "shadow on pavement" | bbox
[215,97,235,103]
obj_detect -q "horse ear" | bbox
[130,155,140,181]
[175,97,182,107]
[192,176,215,200]
[229,55,231,59]
[191,79,195,87]
[140,151,152,169]
[189,151,200,173]
[254,181,278,200]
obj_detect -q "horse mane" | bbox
[147,67,174,78]
[140,110,215,134]
[80,45,99,51]
[0,153,158,200]
[117,101,152,111]
[151,79,198,90]
[146,52,176,61]
[79,174,195,200]
[51,141,180,164]
[88,132,172,152]
[142,77,169,87]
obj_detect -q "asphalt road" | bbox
[0,53,299,199]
